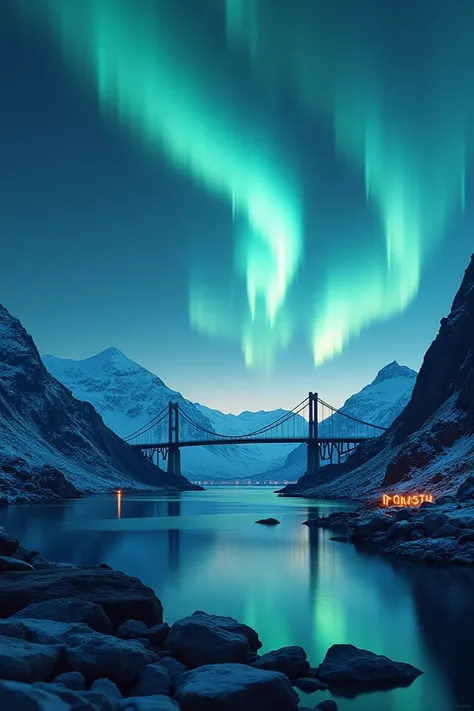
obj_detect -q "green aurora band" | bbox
[226,0,473,364]
[22,0,473,368]
[22,0,302,368]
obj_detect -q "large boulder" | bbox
[423,513,449,536]
[66,631,157,683]
[432,524,462,538]
[145,623,170,648]
[89,678,122,701]
[53,671,86,690]
[0,636,62,682]
[189,612,261,651]
[0,556,34,572]
[116,619,149,639]
[314,644,422,690]
[367,515,393,532]
[386,521,413,541]
[0,568,163,627]
[252,646,310,680]
[0,617,93,645]
[173,663,299,711]
[116,696,179,711]
[166,614,250,667]
[0,528,19,556]
[22,681,114,710]
[0,680,72,711]
[11,597,113,634]
[130,663,171,696]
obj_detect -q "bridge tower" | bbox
[167,401,181,476]
[306,392,320,476]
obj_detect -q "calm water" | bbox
[1,486,473,711]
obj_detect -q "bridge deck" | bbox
[130,436,370,448]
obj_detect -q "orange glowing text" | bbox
[382,494,433,507]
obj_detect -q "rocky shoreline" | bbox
[303,488,474,566]
[0,526,423,710]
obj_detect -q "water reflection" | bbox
[1,488,473,711]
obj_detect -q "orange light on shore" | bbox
[382,494,433,507]
[116,489,122,519]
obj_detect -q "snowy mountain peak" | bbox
[43,347,147,377]
[372,361,417,384]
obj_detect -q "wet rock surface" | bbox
[173,663,299,711]
[304,500,474,564]
[0,525,423,708]
[0,567,163,626]
[314,644,422,693]
[11,597,114,634]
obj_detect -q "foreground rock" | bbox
[305,500,474,565]
[173,663,299,711]
[0,636,62,682]
[0,679,115,710]
[0,617,93,645]
[130,663,171,696]
[252,646,309,681]
[11,597,113,634]
[0,555,34,572]
[166,613,252,666]
[66,631,158,683]
[0,524,422,707]
[0,567,163,626]
[314,644,423,691]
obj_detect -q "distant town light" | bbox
[382,494,433,507]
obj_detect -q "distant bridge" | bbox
[124,393,386,477]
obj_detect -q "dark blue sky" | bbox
[0,1,471,412]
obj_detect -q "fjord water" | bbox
[1,487,473,711]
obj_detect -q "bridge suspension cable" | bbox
[316,396,387,431]
[123,392,388,444]
[123,404,169,441]
[177,396,310,440]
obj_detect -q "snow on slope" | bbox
[43,350,301,480]
[285,254,474,501]
[260,361,417,482]
[0,306,196,503]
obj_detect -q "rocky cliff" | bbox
[0,305,197,502]
[283,254,474,500]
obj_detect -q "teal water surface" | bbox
[1,486,472,711]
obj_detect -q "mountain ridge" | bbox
[0,305,198,502]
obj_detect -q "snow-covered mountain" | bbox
[0,305,197,503]
[283,253,474,500]
[258,361,417,482]
[43,351,302,480]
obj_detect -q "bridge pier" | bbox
[167,402,181,475]
[306,441,320,476]
[306,391,320,476]
[167,446,181,476]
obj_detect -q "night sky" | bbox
[0,0,472,413]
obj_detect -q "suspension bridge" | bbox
[124,392,387,477]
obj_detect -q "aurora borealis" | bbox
[1,0,472,410]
